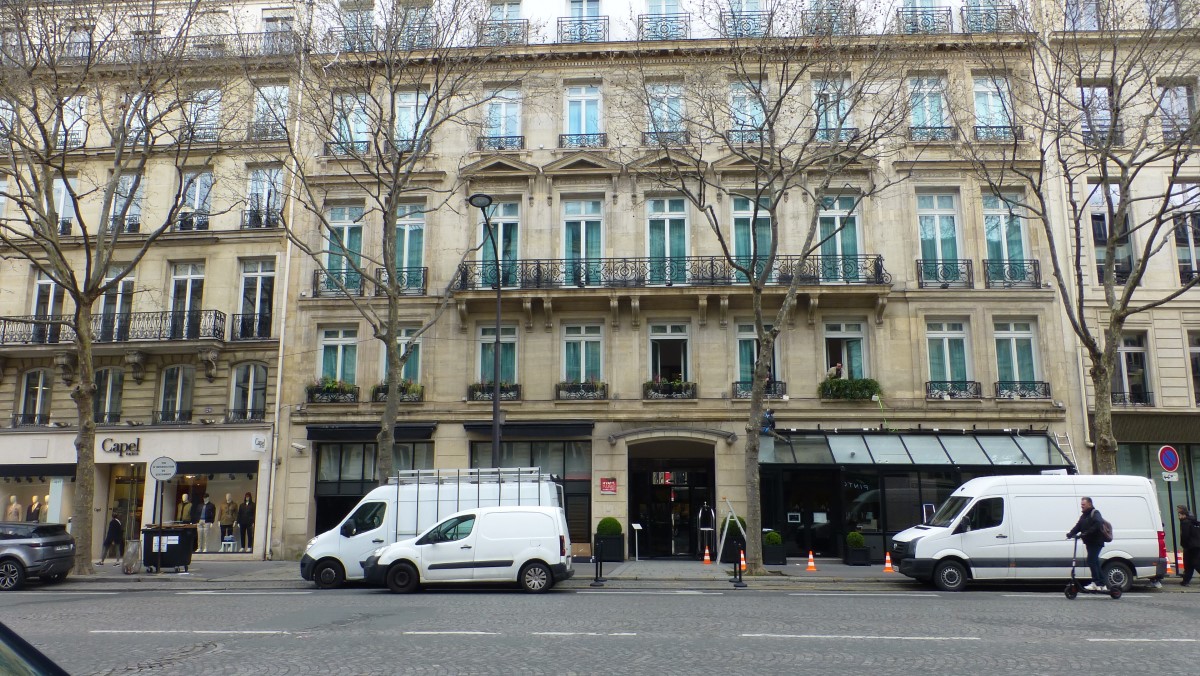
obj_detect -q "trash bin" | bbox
[142,525,195,573]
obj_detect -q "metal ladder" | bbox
[1053,432,1079,468]
[716,498,747,565]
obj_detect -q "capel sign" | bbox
[100,437,141,457]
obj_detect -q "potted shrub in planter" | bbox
[762,530,787,565]
[817,377,882,401]
[844,530,870,566]
[306,376,359,403]
[594,516,624,562]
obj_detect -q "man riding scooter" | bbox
[1066,497,1108,591]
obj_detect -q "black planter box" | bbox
[844,547,871,566]
[593,534,624,563]
[762,543,787,566]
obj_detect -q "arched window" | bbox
[17,369,53,426]
[158,365,195,424]
[94,368,124,424]
[229,362,268,422]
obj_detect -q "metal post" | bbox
[468,193,501,469]
[590,538,605,587]
[733,548,747,588]
[155,482,163,575]
[1168,480,1178,575]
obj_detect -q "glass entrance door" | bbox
[107,464,146,542]
[629,458,713,558]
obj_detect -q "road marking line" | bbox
[403,631,500,636]
[1003,594,1147,599]
[6,591,119,595]
[788,593,940,598]
[90,630,290,635]
[531,632,638,637]
[742,633,979,641]
[177,591,313,595]
[1088,638,1197,643]
[576,591,724,595]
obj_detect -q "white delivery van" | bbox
[361,505,574,593]
[891,474,1167,592]
[301,468,561,589]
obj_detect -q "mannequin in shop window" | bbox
[177,493,193,524]
[26,495,41,522]
[198,494,216,552]
[6,496,23,521]
[42,495,49,522]
[218,493,237,546]
[237,492,255,552]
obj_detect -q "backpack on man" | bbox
[1099,516,1114,543]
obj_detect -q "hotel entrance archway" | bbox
[628,439,715,559]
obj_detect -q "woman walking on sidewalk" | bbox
[98,510,123,566]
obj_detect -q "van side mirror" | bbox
[954,520,971,535]
[340,522,357,538]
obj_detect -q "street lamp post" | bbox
[468,193,502,468]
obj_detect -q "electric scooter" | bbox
[1064,536,1121,599]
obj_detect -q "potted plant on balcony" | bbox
[307,376,358,403]
[817,377,882,401]
[844,530,870,566]
[762,530,787,565]
[372,379,424,402]
[556,378,608,400]
[594,517,624,563]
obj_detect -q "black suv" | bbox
[0,522,75,591]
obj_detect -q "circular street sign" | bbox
[149,456,178,482]
[1159,445,1180,473]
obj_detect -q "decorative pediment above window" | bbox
[627,149,704,175]
[710,151,772,177]
[460,155,539,179]
[543,151,623,178]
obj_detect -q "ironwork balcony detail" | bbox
[815,127,859,143]
[12,414,50,427]
[57,131,84,150]
[324,140,370,156]
[313,270,366,297]
[387,137,430,155]
[1161,117,1198,143]
[1083,124,1124,146]
[392,24,435,50]
[249,121,287,141]
[58,218,73,236]
[1096,263,1132,285]
[328,28,376,52]
[559,133,608,149]
[721,11,771,38]
[1180,266,1200,285]
[185,123,219,144]
[961,5,1020,33]
[1112,390,1153,406]
[175,212,209,232]
[897,8,952,34]
[0,310,225,344]
[94,412,122,425]
[983,259,1041,289]
[154,410,193,424]
[374,267,427,296]
[225,409,266,423]
[306,385,360,404]
[974,125,1023,142]
[558,17,609,43]
[372,384,424,402]
[642,130,689,146]
[917,259,974,289]
[468,383,521,401]
[996,381,1051,399]
[727,129,770,145]
[733,381,788,399]
[926,381,983,399]
[802,9,857,35]
[643,381,697,399]
[477,135,524,151]
[479,19,529,46]
[555,382,608,400]
[106,215,141,234]
[909,126,957,142]
[230,313,273,341]
[241,208,281,229]
[638,13,690,40]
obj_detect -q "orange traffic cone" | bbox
[883,552,895,573]
[1167,552,1176,575]
[740,549,747,572]
[806,551,817,571]
[702,546,712,565]
[1178,551,1185,573]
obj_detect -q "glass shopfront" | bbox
[1118,443,1200,555]
[106,464,145,543]
[1,464,76,528]
[162,461,260,553]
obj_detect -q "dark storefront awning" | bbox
[767,431,1073,468]
[1092,412,1200,446]
[462,421,594,438]
[0,464,77,478]
[305,423,438,442]
[176,460,261,474]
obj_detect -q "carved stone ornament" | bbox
[198,348,220,382]
[53,352,77,385]
[124,351,146,384]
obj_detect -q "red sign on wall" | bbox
[599,477,617,494]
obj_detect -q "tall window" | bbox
[481,202,519,286]
[180,171,212,230]
[186,89,220,142]
[328,206,364,291]
[1147,0,1179,28]
[1160,84,1196,141]
[383,327,422,383]
[94,368,123,424]
[649,323,689,381]
[169,262,205,339]
[983,193,1027,283]
[17,369,52,425]
[1173,183,1200,284]
[918,193,961,283]
[484,89,521,137]
[564,85,602,136]
[819,195,860,282]
[563,324,602,382]
[262,13,294,54]
[814,78,852,141]
[0,98,14,137]
[247,166,283,226]
[730,82,766,131]
[737,322,777,386]
[394,89,430,147]
[159,365,195,423]
[479,325,517,383]
[112,173,143,231]
[58,96,86,148]
[1089,183,1133,284]
[909,77,948,139]
[1066,0,1101,30]
[1081,85,1115,142]
[489,0,521,20]
[564,199,602,286]
[1190,331,1200,405]
[237,259,275,339]
[994,321,1039,390]
[824,321,866,379]
[340,7,374,49]
[31,270,65,343]
[570,0,600,17]
[733,196,771,282]
[647,84,684,132]
[1112,333,1150,405]
[648,0,681,14]
[230,362,268,422]
[648,198,687,284]
[52,177,77,232]
[331,93,369,154]
[393,203,426,290]
[253,85,289,137]
[321,328,358,384]
[98,267,134,342]
[926,321,970,385]
[973,76,1013,139]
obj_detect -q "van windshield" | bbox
[927,496,971,527]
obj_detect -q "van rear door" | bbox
[957,496,1012,580]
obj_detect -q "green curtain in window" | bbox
[398,225,424,288]
[565,340,581,382]
[584,341,600,380]
[928,338,946,380]
[585,220,601,283]
[1015,338,1035,381]
[846,338,863,378]
[948,338,967,380]
[342,345,357,384]
[322,345,338,380]
[739,338,755,381]
[649,219,667,282]
[500,342,515,382]
[401,344,420,381]
[918,215,939,281]
[734,217,751,282]
[996,338,1014,381]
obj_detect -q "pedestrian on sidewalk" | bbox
[1066,497,1107,591]
[98,510,123,566]
[1176,505,1200,586]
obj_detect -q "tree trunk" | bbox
[741,329,775,575]
[1088,354,1117,475]
[69,302,98,575]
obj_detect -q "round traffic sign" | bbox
[149,456,178,481]
[1159,445,1180,473]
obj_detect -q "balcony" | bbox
[983,259,1041,289]
[926,381,983,400]
[468,383,522,401]
[643,381,697,400]
[917,259,974,289]
[372,383,424,403]
[1095,263,1132,285]
[154,410,193,425]
[57,130,84,150]
[996,381,1051,399]
[225,409,266,423]
[185,123,219,144]
[897,8,953,34]
[802,9,856,35]
[1162,117,1198,143]
[248,121,286,141]
[974,125,1023,142]
[479,19,529,46]
[387,137,430,155]
[1112,390,1153,406]
[732,381,788,399]
[558,17,609,43]
[313,270,366,297]
[94,412,122,425]
[477,135,524,151]
[642,130,689,146]
[728,129,770,145]
[241,208,282,229]
[324,140,370,156]
[11,414,50,428]
[1083,123,1124,147]
[961,5,1020,33]
[555,381,609,400]
[374,267,428,296]
[559,133,608,149]
[638,13,690,40]
[0,310,226,345]
[453,254,891,291]
[1180,265,1200,285]
[908,126,957,142]
[815,127,859,143]
[229,313,273,341]
[392,24,435,50]
[105,215,141,234]
[720,11,772,38]
[58,218,73,236]
[174,212,209,232]
[306,384,360,404]
[328,28,376,52]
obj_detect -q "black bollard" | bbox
[732,549,747,588]
[590,538,606,587]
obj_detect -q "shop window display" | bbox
[1,477,74,529]
[170,473,257,553]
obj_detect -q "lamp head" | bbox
[468,193,494,209]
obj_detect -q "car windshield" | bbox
[927,496,971,527]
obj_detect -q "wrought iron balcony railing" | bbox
[1180,265,1200,285]
[468,383,522,401]
[733,381,788,399]
[230,313,273,341]
[909,126,957,142]
[917,259,974,289]
[721,11,771,38]
[1096,263,1132,285]
[12,414,50,427]
[313,270,366,297]
[926,381,983,399]
[477,135,525,151]
[1083,123,1124,146]
[391,24,436,50]
[897,8,953,34]
[241,208,282,229]
[328,28,376,52]
[558,17,609,43]
[1112,390,1153,406]
[249,121,287,141]
[225,409,267,423]
[643,130,689,146]
[983,259,1041,289]
[374,267,428,296]
[154,410,193,424]
[306,385,359,404]
[58,218,73,236]
[961,5,1020,33]
[57,130,84,150]
[974,125,1023,142]
[174,212,209,232]
[996,381,1051,399]
[555,382,609,400]
[815,127,859,142]
[106,215,141,234]
[94,412,122,425]
[559,133,608,149]
[638,13,690,40]
[387,137,431,155]
[185,123,219,144]
[372,384,425,402]
[324,140,370,156]
[727,129,770,145]
[453,254,891,291]
[643,381,697,399]
[802,9,857,35]
[479,19,529,46]
[0,310,225,344]
[1161,117,1198,143]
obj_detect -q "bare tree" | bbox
[952,1,1200,473]
[611,0,915,572]
[0,0,253,574]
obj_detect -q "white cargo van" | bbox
[892,475,1167,592]
[301,468,561,589]
[362,505,574,593]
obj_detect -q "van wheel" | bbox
[312,560,345,590]
[386,563,418,594]
[0,559,26,591]
[932,560,967,592]
[1103,561,1133,592]
[519,562,552,593]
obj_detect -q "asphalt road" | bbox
[3,584,1199,675]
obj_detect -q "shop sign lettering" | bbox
[599,477,617,494]
[101,437,141,457]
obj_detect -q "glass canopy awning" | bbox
[762,431,1073,467]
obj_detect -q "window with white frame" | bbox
[392,203,425,290]
[1147,0,1181,28]
[478,325,517,383]
[382,327,422,384]
[112,173,143,231]
[331,93,369,154]
[180,171,212,230]
[818,195,860,282]
[158,365,195,423]
[563,324,602,383]
[648,198,687,284]
[973,76,1013,140]
[98,267,134,342]
[186,89,220,142]
[327,205,364,290]
[983,192,1029,284]
[17,369,52,425]
[1160,83,1196,142]
[58,96,86,148]
[814,78,852,141]
[252,85,288,137]
[649,323,689,382]
[321,328,358,385]
[569,0,600,17]
[824,321,867,379]
[230,362,268,421]
[237,259,274,339]
[730,82,766,135]
[647,84,684,132]
[52,177,77,232]
[564,85,602,138]
[484,89,521,138]
[1172,183,1200,284]
[1081,85,1116,142]
[1189,331,1200,405]
[736,322,778,396]
[1066,0,1101,30]
[94,367,123,424]
[926,320,972,395]
[169,262,205,339]
[909,77,949,139]
[917,193,962,284]
[481,201,519,286]
[733,196,771,282]
[489,0,521,20]
[994,321,1041,397]
[394,89,430,148]
[1112,332,1151,405]
[31,270,65,343]
[247,166,283,225]
[1089,183,1133,284]
[648,0,681,15]
[0,98,14,136]
[564,199,603,285]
